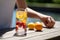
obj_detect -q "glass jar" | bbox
[16,8,27,36]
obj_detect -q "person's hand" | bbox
[40,15,55,28]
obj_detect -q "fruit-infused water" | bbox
[16,8,27,36]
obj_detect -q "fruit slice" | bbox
[28,22,35,30]
[16,21,23,27]
[35,22,43,31]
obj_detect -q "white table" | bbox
[0,21,60,40]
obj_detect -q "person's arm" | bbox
[26,8,55,28]
[16,0,55,28]
[26,8,45,19]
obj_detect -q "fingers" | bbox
[43,17,51,27]
[50,17,55,27]
[46,17,52,27]
[46,16,55,28]
[47,17,51,26]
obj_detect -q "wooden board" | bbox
[0,21,60,40]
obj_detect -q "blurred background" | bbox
[26,0,60,21]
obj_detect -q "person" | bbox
[16,0,55,28]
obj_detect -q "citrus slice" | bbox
[28,22,35,30]
[35,22,43,31]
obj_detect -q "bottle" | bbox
[16,8,27,36]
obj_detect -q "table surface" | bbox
[0,21,60,40]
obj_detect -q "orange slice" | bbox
[35,22,43,31]
[28,22,35,30]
